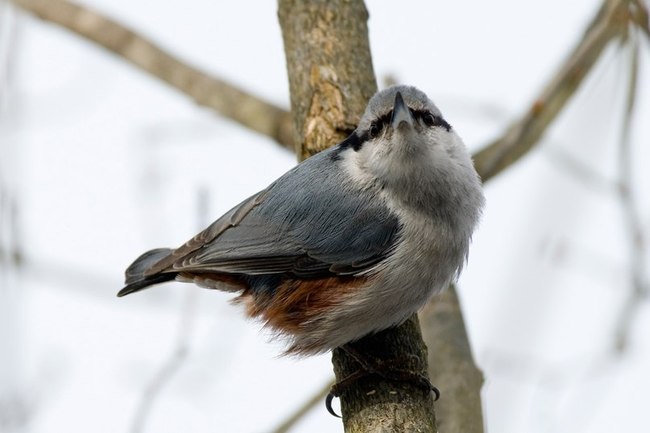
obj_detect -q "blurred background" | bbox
[1,0,649,432]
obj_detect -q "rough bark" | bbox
[332,316,437,432]
[278,0,377,160]
[420,286,484,433]
[278,1,437,431]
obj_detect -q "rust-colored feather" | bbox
[236,276,368,337]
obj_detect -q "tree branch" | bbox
[11,0,295,151]
[417,1,648,432]
[278,1,437,431]
[268,381,333,433]
[472,0,648,182]
[419,286,484,433]
[129,290,197,433]
[278,0,377,161]
[614,30,647,352]
[12,0,649,175]
[332,317,436,431]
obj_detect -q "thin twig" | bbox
[613,31,647,352]
[544,145,618,194]
[129,290,197,433]
[11,0,295,152]
[629,0,650,39]
[268,381,334,433]
[472,0,648,182]
[0,182,7,266]
[129,188,209,433]
[1,0,18,109]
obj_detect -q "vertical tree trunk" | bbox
[278,0,377,160]
[278,1,437,431]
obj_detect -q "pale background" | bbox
[1,1,649,432]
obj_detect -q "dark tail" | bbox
[117,248,176,297]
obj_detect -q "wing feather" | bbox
[148,147,400,280]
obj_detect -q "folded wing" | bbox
[120,147,400,295]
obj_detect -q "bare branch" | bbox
[414,2,648,431]
[129,188,209,432]
[614,31,648,352]
[129,290,197,433]
[473,0,648,182]
[11,0,295,152]
[420,286,484,433]
[268,381,334,433]
[544,144,618,194]
[629,0,650,39]
[11,0,649,179]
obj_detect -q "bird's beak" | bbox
[391,91,414,130]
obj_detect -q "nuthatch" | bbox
[118,85,484,356]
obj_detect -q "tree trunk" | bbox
[278,0,437,431]
[278,0,377,160]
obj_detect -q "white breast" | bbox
[288,138,482,352]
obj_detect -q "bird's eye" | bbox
[369,122,381,138]
[422,112,436,127]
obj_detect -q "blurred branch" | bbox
[129,188,206,433]
[0,182,22,269]
[129,290,197,433]
[473,0,649,182]
[9,0,649,176]
[544,145,618,194]
[416,2,648,432]
[1,0,19,109]
[11,0,295,152]
[268,380,334,433]
[614,32,647,352]
[419,286,484,433]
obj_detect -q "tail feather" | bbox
[118,248,175,297]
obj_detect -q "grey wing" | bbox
[152,148,400,279]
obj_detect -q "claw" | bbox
[431,385,441,401]
[414,375,441,401]
[325,392,341,418]
[325,345,441,416]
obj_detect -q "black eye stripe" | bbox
[411,110,452,132]
[358,108,451,146]
[369,122,381,138]
[365,111,392,139]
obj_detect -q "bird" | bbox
[118,85,485,357]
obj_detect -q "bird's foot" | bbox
[325,344,440,418]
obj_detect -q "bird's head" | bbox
[343,85,468,190]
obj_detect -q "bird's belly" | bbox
[290,219,463,353]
